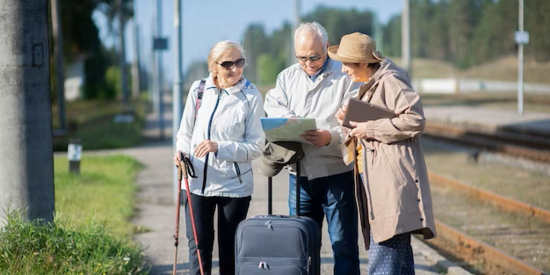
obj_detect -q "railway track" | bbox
[425,173,550,274]
[423,122,550,163]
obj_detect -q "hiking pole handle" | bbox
[179,152,197,180]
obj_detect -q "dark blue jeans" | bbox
[289,171,360,275]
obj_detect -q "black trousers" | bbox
[183,191,251,275]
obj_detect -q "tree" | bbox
[98,0,134,103]
[242,24,269,84]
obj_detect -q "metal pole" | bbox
[291,0,301,65]
[518,0,524,116]
[173,0,184,203]
[151,7,157,113]
[157,0,165,139]
[402,0,412,77]
[51,0,66,132]
[117,0,129,106]
[131,21,141,100]
[0,0,55,223]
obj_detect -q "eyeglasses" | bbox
[217,58,245,70]
[295,54,322,63]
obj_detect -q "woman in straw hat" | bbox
[330,32,436,274]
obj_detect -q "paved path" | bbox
[121,98,470,274]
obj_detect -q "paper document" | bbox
[261,118,317,143]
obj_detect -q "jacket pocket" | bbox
[227,162,253,183]
[379,145,407,187]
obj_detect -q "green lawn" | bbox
[52,100,149,151]
[0,155,148,274]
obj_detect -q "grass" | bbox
[54,155,144,237]
[0,155,147,274]
[52,100,149,151]
[392,55,550,84]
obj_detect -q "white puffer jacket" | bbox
[176,75,265,197]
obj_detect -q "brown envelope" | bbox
[342,98,395,128]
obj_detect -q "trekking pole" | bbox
[173,153,203,275]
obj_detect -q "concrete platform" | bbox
[424,106,550,135]
[126,108,472,274]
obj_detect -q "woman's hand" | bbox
[335,104,346,125]
[349,121,369,139]
[336,105,351,136]
[194,140,218,158]
[174,150,188,166]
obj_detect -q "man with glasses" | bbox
[264,22,361,275]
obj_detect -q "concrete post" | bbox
[0,0,55,223]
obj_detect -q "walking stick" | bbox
[173,153,204,275]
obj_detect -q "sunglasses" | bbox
[295,54,322,63]
[218,58,245,70]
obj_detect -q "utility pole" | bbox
[0,0,55,223]
[290,0,301,66]
[516,0,528,116]
[155,0,165,139]
[402,0,412,77]
[117,0,129,106]
[132,20,141,99]
[50,0,66,132]
[173,0,183,203]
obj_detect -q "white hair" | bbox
[294,22,329,47]
[207,40,246,74]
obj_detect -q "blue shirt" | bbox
[309,57,330,82]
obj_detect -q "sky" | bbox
[93,0,403,82]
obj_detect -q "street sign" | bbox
[515,31,529,45]
[153,37,169,51]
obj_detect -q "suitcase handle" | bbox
[267,160,300,216]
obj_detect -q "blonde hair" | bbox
[207,40,246,74]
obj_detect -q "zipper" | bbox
[233,162,243,183]
[201,91,223,193]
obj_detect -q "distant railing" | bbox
[412,78,550,94]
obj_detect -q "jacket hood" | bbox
[372,58,410,83]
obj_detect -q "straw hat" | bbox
[328,32,384,63]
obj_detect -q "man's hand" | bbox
[194,140,218,158]
[349,121,370,139]
[301,129,331,147]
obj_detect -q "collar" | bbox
[308,56,330,82]
[205,74,249,94]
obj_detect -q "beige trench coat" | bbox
[344,58,436,249]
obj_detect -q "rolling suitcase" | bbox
[235,162,321,274]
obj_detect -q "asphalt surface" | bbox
[123,101,474,274]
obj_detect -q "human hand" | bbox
[349,121,369,139]
[335,104,347,126]
[301,129,331,147]
[194,140,218,158]
[174,150,188,166]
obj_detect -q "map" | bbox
[261,118,317,143]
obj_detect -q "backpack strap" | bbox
[194,79,206,118]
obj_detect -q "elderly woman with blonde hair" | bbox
[332,33,436,275]
[174,40,265,275]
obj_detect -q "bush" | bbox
[0,212,147,274]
